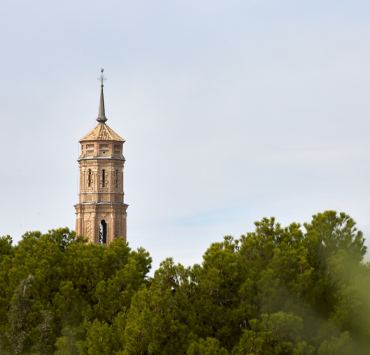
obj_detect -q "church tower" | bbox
[75,70,128,244]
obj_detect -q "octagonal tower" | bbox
[75,70,128,243]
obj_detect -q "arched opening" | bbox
[102,169,106,187]
[115,169,118,188]
[88,169,92,187]
[99,220,107,244]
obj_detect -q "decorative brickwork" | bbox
[74,79,128,243]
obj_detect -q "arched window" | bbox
[102,169,106,187]
[88,169,92,187]
[99,220,107,244]
[115,169,118,188]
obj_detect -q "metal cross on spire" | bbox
[99,68,107,87]
[97,68,107,123]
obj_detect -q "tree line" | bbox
[0,211,369,354]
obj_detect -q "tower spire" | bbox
[97,68,107,123]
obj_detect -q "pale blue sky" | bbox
[1,0,370,268]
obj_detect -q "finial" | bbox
[97,68,107,123]
[99,68,106,87]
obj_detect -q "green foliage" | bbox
[123,259,195,354]
[187,337,229,355]
[317,331,354,355]
[0,211,369,354]
[0,235,13,261]
[0,228,151,354]
[233,312,314,355]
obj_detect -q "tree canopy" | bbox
[0,211,369,354]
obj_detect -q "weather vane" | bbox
[99,68,106,87]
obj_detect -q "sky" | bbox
[1,0,370,269]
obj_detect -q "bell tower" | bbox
[75,69,128,243]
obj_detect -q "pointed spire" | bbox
[97,68,107,123]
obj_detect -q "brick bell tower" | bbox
[75,69,128,244]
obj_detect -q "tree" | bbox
[123,259,194,354]
[0,210,369,354]
[233,312,314,355]
[187,337,229,355]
